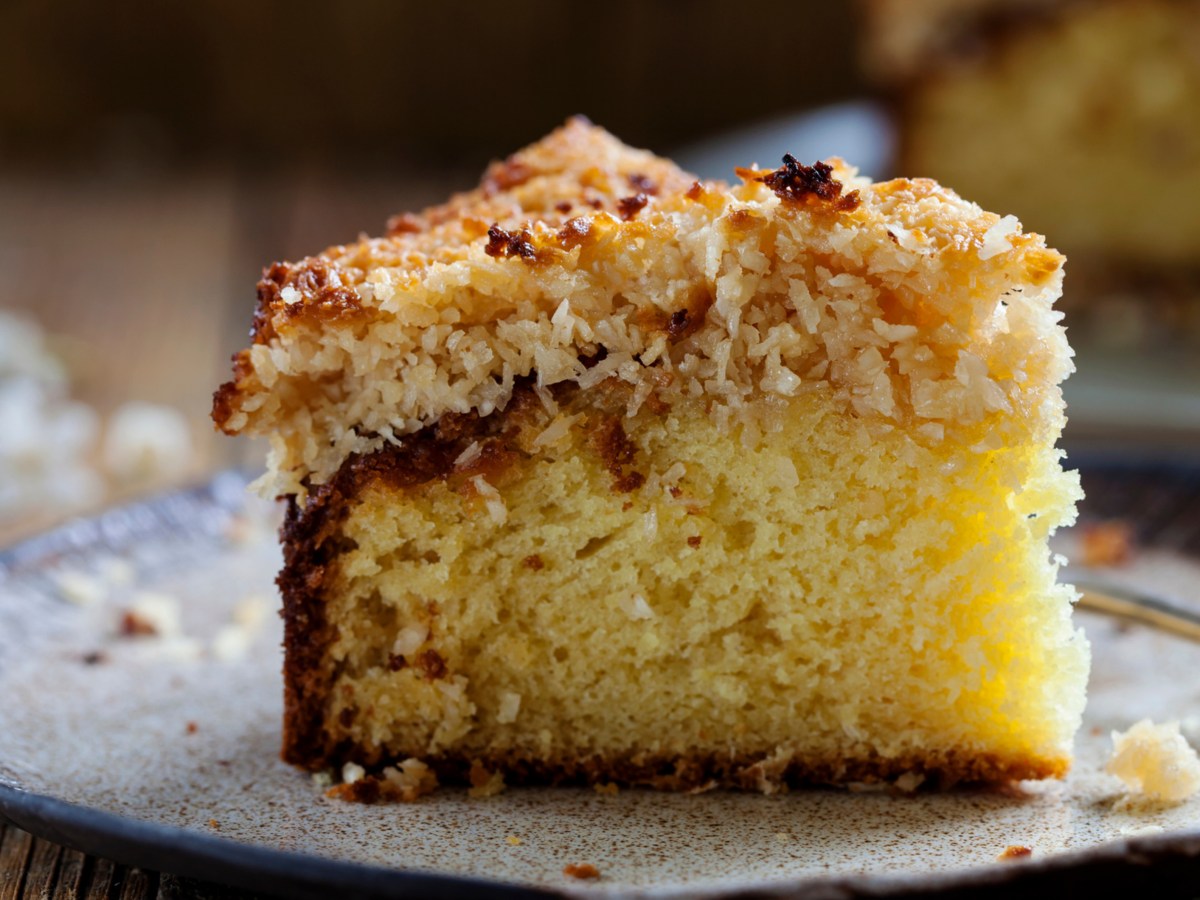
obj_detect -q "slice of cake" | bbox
[213,118,1089,793]
[859,0,1200,342]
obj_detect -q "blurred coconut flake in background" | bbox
[0,311,195,538]
[102,401,195,486]
[0,312,103,523]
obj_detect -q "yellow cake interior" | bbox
[323,383,1085,785]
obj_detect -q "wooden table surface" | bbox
[0,822,221,900]
[2,167,1199,899]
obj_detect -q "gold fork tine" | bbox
[1067,575,1200,644]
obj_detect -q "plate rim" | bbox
[3,779,1199,900]
[0,782,549,900]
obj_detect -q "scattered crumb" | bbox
[593,782,620,796]
[208,819,220,830]
[210,593,272,661]
[97,556,135,587]
[893,772,926,793]
[224,514,270,547]
[53,559,139,609]
[1081,520,1135,567]
[1107,719,1200,806]
[186,721,198,735]
[563,863,601,880]
[326,758,439,803]
[153,637,204,662]
[232,594,271,629]
[998,845,1032,860]
[325,779,378,803]
[311,770,333,789]
[81,650,107,666]
[1119,824,1165,837]
[118,592,183,639]
[54,570,106,608]
[380,759,439,801]
[468,761,507,798]
[102,401,195,485]
[120,610,159,636]
[210,625,253,662]
[506,835,523,846]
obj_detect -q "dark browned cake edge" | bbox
[277,387,546,770]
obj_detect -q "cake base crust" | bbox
[360,748,1066,796]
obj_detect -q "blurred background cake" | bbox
[859,0,1200,346]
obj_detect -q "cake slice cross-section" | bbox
[213,118,1089,792]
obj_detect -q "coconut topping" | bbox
[213,119,1067,499]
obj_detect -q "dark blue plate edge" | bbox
[0,783,556,900]
[5,779,1200,900]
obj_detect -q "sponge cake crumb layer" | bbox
[279,381,1085,787]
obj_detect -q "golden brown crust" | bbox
[753,156,861,212]
[211,350,253,437]
[218,116,696,365]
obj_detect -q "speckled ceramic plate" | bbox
[1,469,1199,900]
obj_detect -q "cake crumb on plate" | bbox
[1107,719,1200,806]
[1081,520,1135,567]
[563,863,601,880]
[468,761,507,798]
[998,845,1032,860]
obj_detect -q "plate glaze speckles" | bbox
[1,472,1198,898]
